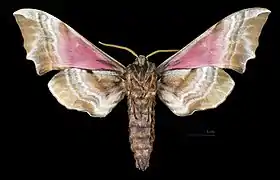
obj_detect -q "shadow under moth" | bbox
[13,7,270,171]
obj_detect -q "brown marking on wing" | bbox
[157,8,270,74]
[13,9,125,75]
[157,67,235,116]
[14,13,59,75]
[48,68,125,117]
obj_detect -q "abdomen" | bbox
[127,95,156,171]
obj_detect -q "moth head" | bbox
[135,55,147,66]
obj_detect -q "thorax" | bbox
[125,61,157,99]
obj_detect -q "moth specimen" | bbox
[13,7,270,171]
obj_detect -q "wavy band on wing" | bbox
[157,8,270,74]
[48,68,125,117]
[157,67,235,116]
[13,9,125,75]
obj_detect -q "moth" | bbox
[14,7,270,171]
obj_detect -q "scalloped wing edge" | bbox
[156,7,271,74]
[13,8,126,75]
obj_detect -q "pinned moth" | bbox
[13,8,270,171]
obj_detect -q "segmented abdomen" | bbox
[127,96,156,171]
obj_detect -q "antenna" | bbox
[146,49,179,58]
[98,41,138,58]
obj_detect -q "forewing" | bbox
[157,8,270,74]
[157,67,235,116]
[13,8,125,75]
[14,8,126,117]
[48,68,125,117]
